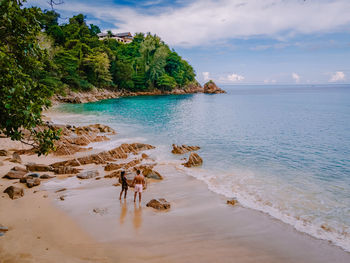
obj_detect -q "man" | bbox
[119,171,128,200]
[132,170,145,203]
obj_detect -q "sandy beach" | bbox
[1,111,350,263]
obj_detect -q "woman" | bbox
[119,171,128,200]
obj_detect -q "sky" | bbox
[27,0,350,85]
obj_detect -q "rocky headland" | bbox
[52,80,225,104]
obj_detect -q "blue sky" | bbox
[28,0,350,85]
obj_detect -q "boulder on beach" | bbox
[146,199,171,210]
[26,178,41,188]
[53,166,81,175]
[142,168,163,180]
[203,80,226,94]
[26,163,52,172]
[77,170,99,179]
[50,143,155,169]
[171,144,200,154]
[0,149,9,156]
[3,166,27,179]
[40,174,54,179]
[3,186,24,199]
[0,224,8,236]
[104,163,123,171]
[9,152,22,163]
[182,152,203,167]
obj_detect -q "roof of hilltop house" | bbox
[97,32,132,38]
[115,32,132,38]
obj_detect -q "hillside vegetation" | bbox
[0,0,197,154]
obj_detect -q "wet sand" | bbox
[42,164,350,263]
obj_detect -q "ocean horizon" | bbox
[56,84,350,252]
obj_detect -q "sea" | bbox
[56,84,350,252]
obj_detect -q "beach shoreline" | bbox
[1,105,350,262]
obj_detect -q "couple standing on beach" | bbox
[119,170,145,203]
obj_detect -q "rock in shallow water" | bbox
[182,152,203,167]
[227,199,238,206]
[146,199,171,210]
[171,144,200,154]
[203,80,226,94]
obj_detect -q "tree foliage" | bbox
[0,0,60,155]
[0,0,196,154]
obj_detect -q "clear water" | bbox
[57,85,350,251]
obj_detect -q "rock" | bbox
[95,177,101,180]
[0,224,8,236]
[3,167,27,179]
[77,170,99,179]
[0,149,9,156]
[53,166,81,175]
[171,144,200,154]
[227,199,238,206]
[93,208,108,215]
[104,163,123,171]
[104,170,121,178]
[27,173,40,178]
[26,163,52,172]
[40,174,54,179]
[113,183,121,187]
[59,195,65,201]
[51,143,155,168]
[55,188,66,193]
[142,168,163,180]
[146,199,171,210]
[203,80,226,94]
[26,178,40,188]
[3,186,24,199]
[10,152,22,163]
[141,153,149,159]
[89,124,116,134]
[123,159,141,170]
[182,152,203,167]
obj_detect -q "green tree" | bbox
[112,60,134,90]
[0,0,60,155]
[82,52,112,87]
[157,74,177,91]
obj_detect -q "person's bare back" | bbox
[132,170,145,203]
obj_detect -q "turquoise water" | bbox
[57,85,350,251]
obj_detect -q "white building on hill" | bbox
[97,32,133,43]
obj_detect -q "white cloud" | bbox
[292,73,300,83]
[202,72,210,81]
[264,79,277,84]
[329,71,346,82]
[219,73,245,83]
[31,0,350,47]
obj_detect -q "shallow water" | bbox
[56,84,350,251]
